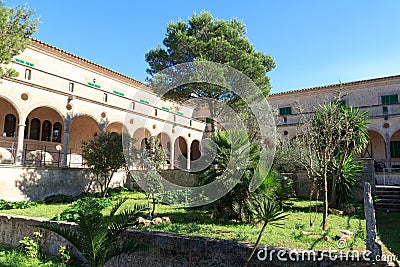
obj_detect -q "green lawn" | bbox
[1,192,369,252]
[376,211,400,259]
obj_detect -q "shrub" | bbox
[44,194,75,204]
[18,231,42,258]
[53,197,112,222]
[0,199,38,210]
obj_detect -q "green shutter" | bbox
[279,107,292,116]
[383,106,388,113]
[140,99,149,105]
[113,90,124,96]
[206,117,211,123]
[88,82,101,89]
[382,94,398,105]
[162,106,169,111]
[176,111,183,116]
[390,141,400,158]
[14,58,35,67]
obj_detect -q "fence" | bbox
[23,144,85,168]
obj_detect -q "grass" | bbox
[376,211,400,259]
[0,245,79,267]
[0,192,369,252]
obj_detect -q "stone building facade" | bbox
[268,75,400,170]
[0,39,205,170]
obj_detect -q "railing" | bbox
[0,140,17,164]
[23,144,85,168]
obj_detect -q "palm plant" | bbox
[243,197,288,267]
[40,198,145,267]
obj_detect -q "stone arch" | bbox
[390,129,400,162]
[363,130,386,162]
[132,127,151,149]
[69,115,100,150]
[105,122,127,134]
[157,132,172,164]
[0,97,20,138]
[174,136,188,169]
[25,106,64,143]
[190,140,201,161]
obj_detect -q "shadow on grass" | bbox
[376,211,400,259]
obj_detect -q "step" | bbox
[375,198,400,204]
[375,185,400,190]
[375,194,400,199]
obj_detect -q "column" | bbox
[61,115,72,168]
[186,147,191,170]
[170,144,175,169]
[15,123,26,165]
[384,133,391,169]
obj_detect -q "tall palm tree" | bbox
[40,198,145,267]
[243,197,288,267]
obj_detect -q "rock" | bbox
[323,236,331,241]
[335,233,352,241]
[328,208,344,215]
[162,216,171,223]
[339,229,354,236]
[309,235,323,239]
[152,217,163,225]
[137,217,152,226]
[301,231,312,236]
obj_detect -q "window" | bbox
[206,117,212,123]
[69,82,74,92]
[30,118,40,140]
[41,120,52,141]
[52,122,62,143]
[279,107,292,116]
[24,69,32,80]
[103,93,108,102]
[155,109,158,116]
[190,120,192,126]
[390,141,400,158]
[383,106,388,114]
[381,94,398,105]
[131,101,135,110]
[283,116,288,123]
[3,114,16,137]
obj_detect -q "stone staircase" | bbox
[374,185,400,212]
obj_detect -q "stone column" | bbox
[61,115,72,168]
[187,147,191,170]
[15,123,26,165]
[170,144,175,169]
[384,133,391,169]
[364,182,382,259]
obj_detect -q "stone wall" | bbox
[0,214,386,267]
[0,166,127,201]
[284,159,375,202]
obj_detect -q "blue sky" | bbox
[5,0,400,93]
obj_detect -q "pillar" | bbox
[62,115,72,168]
[15,123,26,165]
[187,147,191,170]
[384,133,391,169]
[170,143,175,169]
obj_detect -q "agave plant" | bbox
[243,197,288,267]
[40,198,145,267]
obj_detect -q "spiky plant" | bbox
[40,198,145,267]
[243,197,288,267]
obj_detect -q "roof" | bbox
[269,74,400,97]
[29,38,150,90]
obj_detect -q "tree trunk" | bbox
[151,192,156,219]
[330,173,338,208]
[323,174,329,231]
[244,222,267,267]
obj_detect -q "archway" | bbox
[69,115,100,150]
[0,97,19,139]
[362,130,386,162]
[390,129,400,166]
[190,140,201,161]
[105,122,126,134]
[25,106,64,143]
[157,132,172,164]
[174,136,188,169]
[132,127,151,149]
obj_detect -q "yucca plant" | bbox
[40,198,146,267]
[243,197,288,267]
